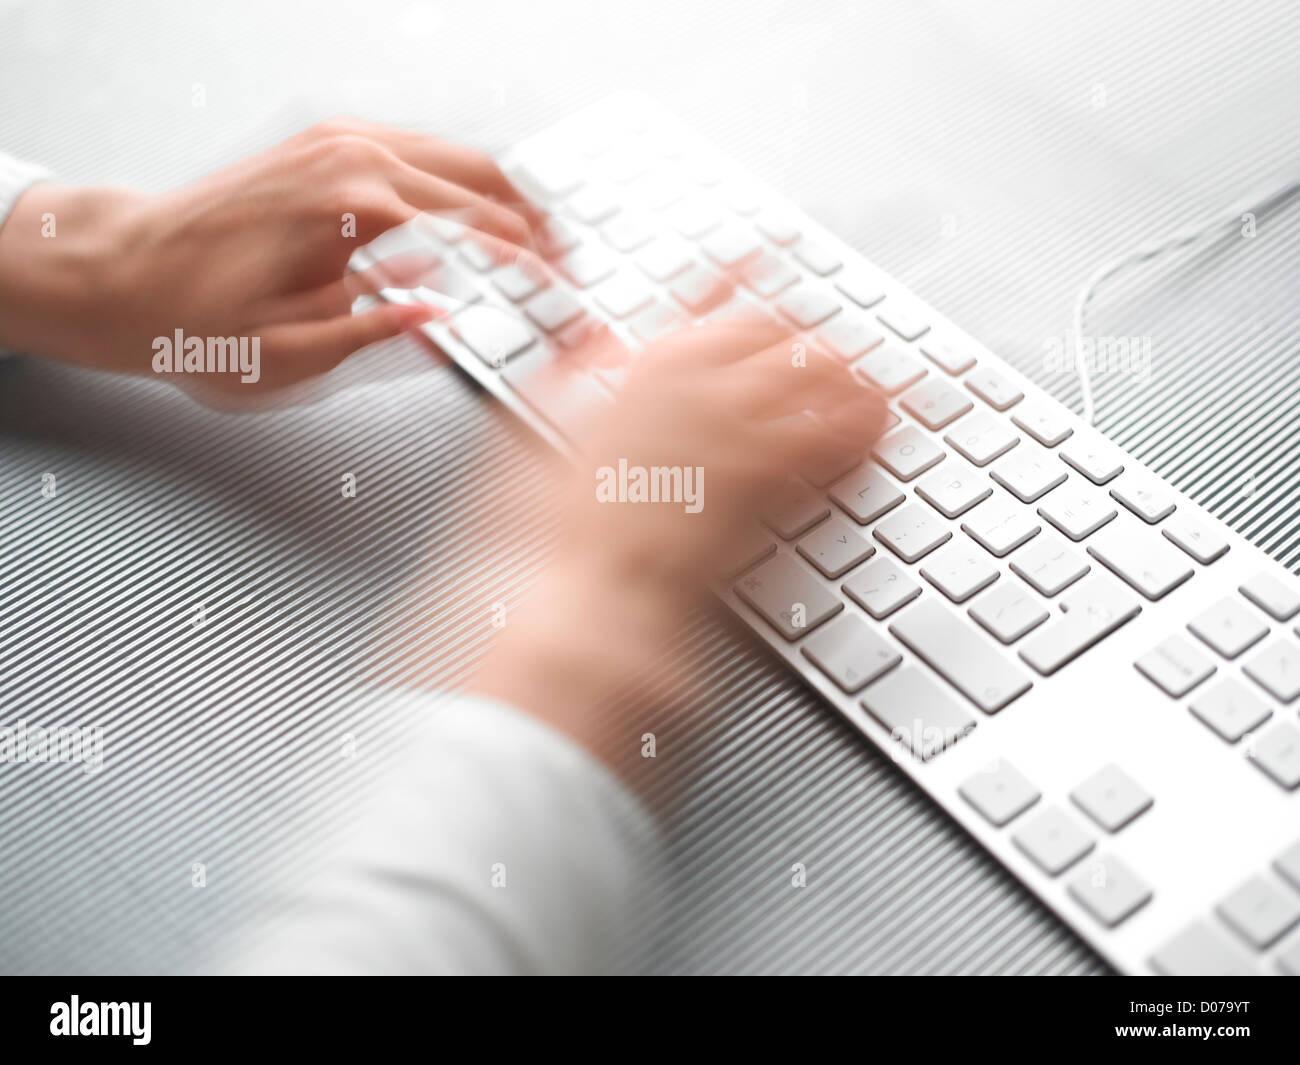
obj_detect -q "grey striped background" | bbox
[0,0,1296,974]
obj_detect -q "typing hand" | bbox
[0,120,542,400]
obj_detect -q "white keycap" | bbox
[834,270,885,308]
[1134,634,1216,697]
[792,239,842,276]
[1240,572,1300,621]
[451,304,537,367]
[916,464,992,519]
[900,379,973,430]
[499,348,612,442]
[1018,575,1141,674]
[734,554,843,640]
[628,300,685,343]
[666,197,722,239]
[962,498,1041,557]
[920,544,1000,603]
[602,211,658,252]
[635,236,695,282]
[874,503,952,562]
[829,466,905,524]
[960,760,1041,826]
[1087,527,1194,601]
[700,223,762,267]
[760,478,831,539]
[566,184,621,225]
[775,283,841,329]
[944,412,1019,467]
[964,367,1023,411]
[969,582,1049,643]
[1037,483,1118,541]
[1274,838,1300,892]
[1243,640,1300,702]
[1187,597,1269,658]
[755,210,801,245]
[854,345,928,395]
[801,613,901,693]
[1162,513,1229,564]
[877,305,930,342]
[1251,722,1300,790]
[1217,876,1300,949]
[716,523,776,579]
[1110,479,1175,524]
[797,517,875,578]
[871,426,945,481]
[861,666,976,761]
[669,264,727,313]
[490,261,549,303]
[459,238,498,272]
[1013,806,1095,875]
[594,270,656,319]
[1011,404,1074,447]
[843,557,922,618]
[1189,677,1271,743]
[513,154,584,199]
[1150,922,1256,976]
[522,287,585,333]
[1060,437,1125,485]
[1068,854,1152,927]
[739,253,800,298]
[1010,540,1090,597]
[558,245,618,288]
[919,339,977,376]
[990,449,1068,503]
[1070,764,1153,832]
[815,313,885,362]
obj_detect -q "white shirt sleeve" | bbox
[231,694,665,975]
[0,152,54,359]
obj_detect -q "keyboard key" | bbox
[700,223,762,267]
[523,287,585,333]
[919,339,976,376]
[558,245,618,288]
[716,523,776,579]
[834,270,886,308]
[797,517,875,579]
[1087,528,1194,601]
[775,283,841,329]
[451,304,537,367]
[1190,677,1271,743]
[1037,483,1118,541]
[874,503,952,563]
[1162,514,1229,564]
[792,239,842,277]
[1010,540,1090,597]
[829,466,905,524]
[668,264,727,313]
[499,346,612,440]
[969,583,1049,643]
[1251,722,1300,790]
[959,760,1040,826]
[1068,855,1152,927]
[1243,640,1300,703]
[916,464,991,519]
[990,449,1068,503]
[861,665,976,761]
[961,497,1041,557]
[1276,839,1300,892]
[901,379,973,430]
[1011,404,1073,447]
[1060,437,1124,485]
[628,300,686,343]
[1281,941,1300,976]
[1217,876,1300,949]
[1187,597,1269,658]
[1110,479,1175,524]
[734,554,843,640]
[920,544,1000,603]
[601,211,658,253]
[635,236,695,282]
[755,210,800,246]
[889,599,1033,713]
[1240,572,1300,621]
[815,313,885,362]
[877,305,930,342]
[1134,634,1216,697]
[594,270,656,319]
[1071,764,1153,832]
[944,412,1019,467]
[843,557,922,618]
[490,260,549,303]
[512,154,584,199]
[1018,575,1141,674]
[804,448,867,489]
[666,197,722,239]
[965,367,1023,410]
[801,613,901,693]
[871,425,945,481]
[738,253,800,298]
[760,478,831,539]
[459,238,498,272]
[1013,806,1094,875]
[566,184,621,225]
[1150,922,1256,976]
[854,345,927,396]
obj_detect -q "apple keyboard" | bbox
[351,93,1300,976]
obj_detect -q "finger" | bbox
[385,160,534,247]
[259,303,434,380]
[643,319,792,368]
[258,279,354,325]
[727,338,857,416]
[753,411,866,478]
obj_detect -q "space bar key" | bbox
[889,599,1033,714]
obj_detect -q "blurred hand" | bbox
[0,119,543,397]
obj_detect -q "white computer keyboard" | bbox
[352,93,1300,976]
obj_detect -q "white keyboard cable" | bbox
[1072,175,1300,425]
